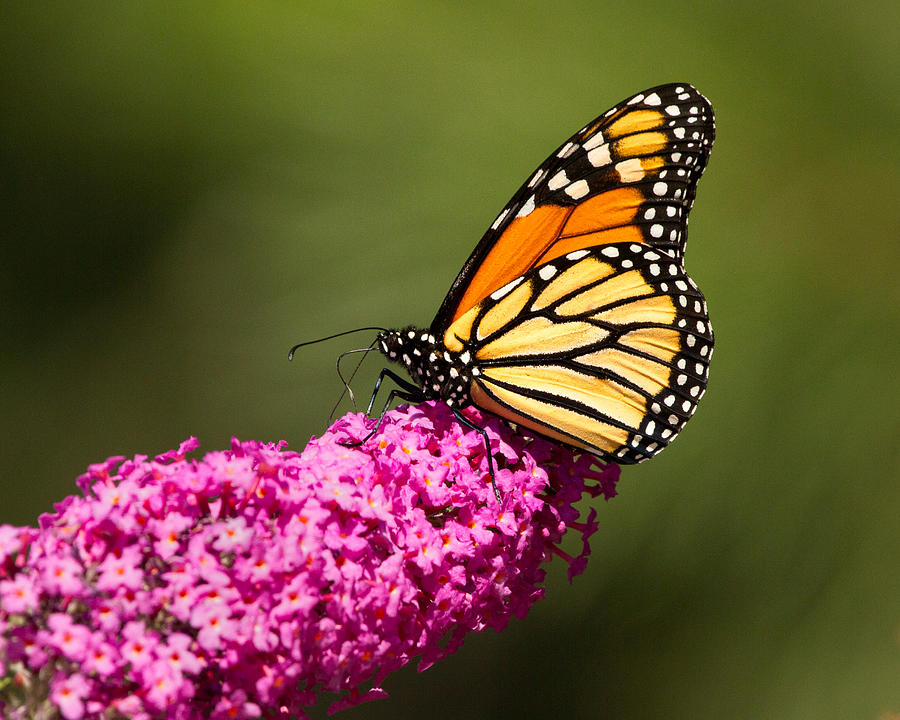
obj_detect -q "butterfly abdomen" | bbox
[378,327,474,408]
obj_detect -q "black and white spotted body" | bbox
[377,328,473,408]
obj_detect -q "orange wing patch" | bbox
[534,227,643,264]
[592,294,676,325]
[554,269,656,317]
[475,317,609,361]
[576,347,672,396]
[480,364,647,429]
[614,131,668,156]
[605,109,665,138]
[531,257,616,311]
[561,187,643,238]
[451,204,570,323]
[443,302,481,352]
[471,381,629,454]
[474,279,534,341]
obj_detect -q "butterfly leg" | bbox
[339,368,424,448]
[451,409,500,504]
[364,368,422,415]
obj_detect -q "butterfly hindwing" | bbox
[445,241,713,463]
[431,83,714,334]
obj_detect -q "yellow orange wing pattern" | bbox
[431,83,714,333]
[444,241,713,462]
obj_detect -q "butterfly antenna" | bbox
[288,326,387,360]
[329,343,378,422]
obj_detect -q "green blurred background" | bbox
[2,2,898,718]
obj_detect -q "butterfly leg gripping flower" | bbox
[340,367,502,501]
[338,367,424,447]
[0,401,618,719]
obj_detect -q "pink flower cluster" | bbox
[0,401,619,719]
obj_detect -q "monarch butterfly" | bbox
[315,83,715,477]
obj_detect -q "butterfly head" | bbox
[377,327,473,408]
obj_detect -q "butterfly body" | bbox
[378,327,474,409]
[374,83,715,464]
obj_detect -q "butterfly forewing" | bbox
[431,83,714,333]
[447,242,713,462]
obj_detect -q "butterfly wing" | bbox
[446,242,713,462]
[430,83,714,339]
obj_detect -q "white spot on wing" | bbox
[583,132,605,151]
[644,92,662,106]
[548,170,569,191]
[528,168,547,188]
[564,179,589,199]
[615,158,644,183]
[538,264,557,280]
[557,141,578,158]
[516,194,536,218]
[490,276,525,300]
[587,144,611,167]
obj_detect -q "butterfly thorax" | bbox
[377,327,474,408]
